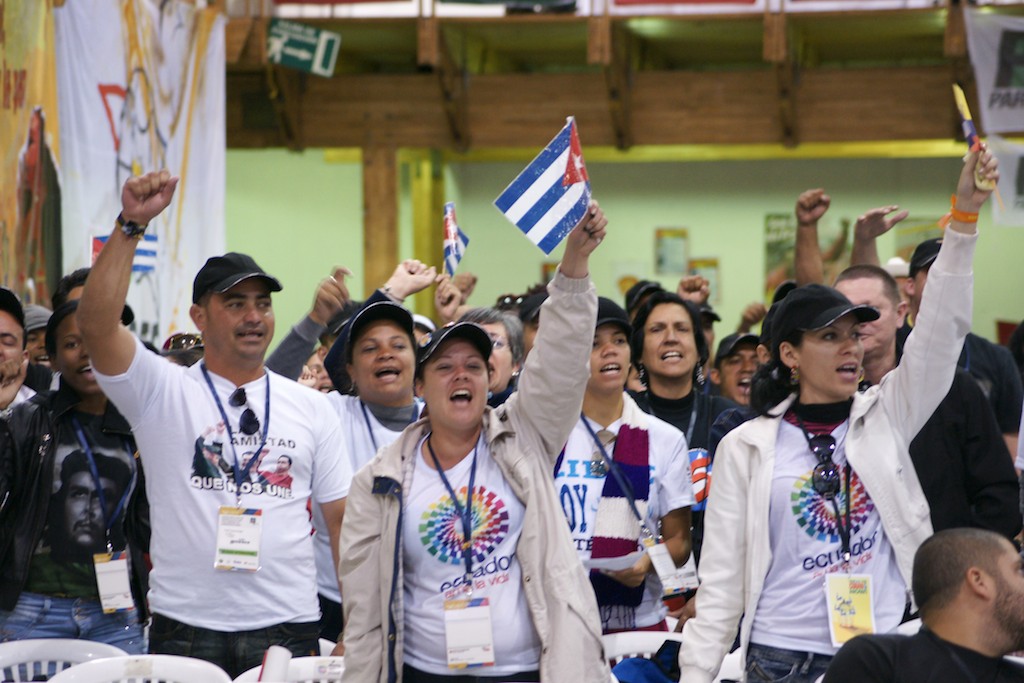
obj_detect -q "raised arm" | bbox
[78,171,178,376]
[849,205,909,267]
[793,188,829,285]
[266,267,351,379]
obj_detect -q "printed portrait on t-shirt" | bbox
[187,420,299,499]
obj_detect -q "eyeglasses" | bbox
[808,434,841,500]
[229,387,261,436]
[163,332,203,351]
[487,333,508,351]
[495,295,525,311]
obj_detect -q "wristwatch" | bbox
[116,212,147,239]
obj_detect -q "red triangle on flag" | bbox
[563,120,589,187]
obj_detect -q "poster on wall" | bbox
[894,217,944,262]
[54,0,226,344]
[988,134,1024,227]
[655,227,689,275]
[764,213,850,299]
[964,10,1024,135]
[0,2,61,305]
[688,258,720,305]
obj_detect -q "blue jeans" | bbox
[0,592,144,665]
[745,643,833,683]
[149,613,319,679]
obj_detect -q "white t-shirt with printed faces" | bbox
[402,435,541,676]
[94,336,352,631]
[749,419,907,655]
[556,409,695,631]
[313,393,420,602]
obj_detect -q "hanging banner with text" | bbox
[0,2,61,305]
[55,0,225,344]
[964,10,1024,135]
[988,134,1024,227]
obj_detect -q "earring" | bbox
[637,363,648,387]
[858,367,865,384]
[696,364,705,386]
[790,366,800,386]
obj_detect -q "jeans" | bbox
[0,592,143,678]
[149,612,319,679]
[745,643,833,683]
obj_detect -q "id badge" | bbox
[93,551,135,613]
[825,574,876,646]
[443,598,496,669]
[214,506,262,572]
[643,539,688,596]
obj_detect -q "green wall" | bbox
[226,149,1024,349]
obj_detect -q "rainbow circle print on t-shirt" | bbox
[790,469,874,543]
[419,486,510,565]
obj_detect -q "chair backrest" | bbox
[317,639,336,657]
[232,656,345,682]
[0,639,128,682]
[602,631,686,663]
[46,655,232,683]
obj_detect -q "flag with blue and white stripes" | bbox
[92,233,158,273]
[494,117,591,255]
[442,202,469,277]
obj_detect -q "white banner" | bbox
[988,134,1024,227]
[55,0,225,344]
[965,10,1024,135]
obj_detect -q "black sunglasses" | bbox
[229,388,260,436]
[495,294,525,311]
[808,434,841,500]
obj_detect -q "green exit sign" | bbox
[267,19,340,78]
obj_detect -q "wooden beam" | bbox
[264,65,305,151]
[419,18,471,151]
[944,2,968,59]
[588,18,633,150]
[363,145,399,297]
[409,150,447,316]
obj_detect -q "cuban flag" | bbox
[92,233,158,273]
[494,117,591,255]
[442,202,469,277]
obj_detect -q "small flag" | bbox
[494,117,591,255]
[952,84,997,192]
[442,202,469,277]
[92,233,158,273]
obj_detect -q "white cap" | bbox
[412,313,436,333]
[884,256,909,278]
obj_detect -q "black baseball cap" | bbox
[342,301,415,364]
[700,304,722,324]
[772,280,798,305]
[625,280,664,314]
[192,252,282,304]
[517,292,548,324]
[715,333,759,368]
[909,238,942,278]
[770,284,879,357]
[0,288,24,330]
[417,321,492,370]
[596,297,632,335]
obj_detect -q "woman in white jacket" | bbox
[679,148,999,683]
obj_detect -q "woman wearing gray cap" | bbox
[339,205,610,682]
[678,149,998,683]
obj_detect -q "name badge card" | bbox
[644,539,696,596]
[93,551,135,613]
[443,598,496,669]
[215,506,263,572]
[825,574,876,647]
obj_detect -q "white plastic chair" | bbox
[232,656,345,682]
[317,639,336,657]
[46,654,232,682]
[0,639,128,682]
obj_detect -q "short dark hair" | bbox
[913,528,1007,619]
[834,264,901,308]
[630,292,709,383]
[59,450,132,495]
[52,268,91,310]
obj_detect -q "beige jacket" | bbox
[339,271,608,683]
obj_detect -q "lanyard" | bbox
[580,413,653,540]
[359,400,419,454]
[684,400,698,446]
[69,416,135,551]
[426,434,479,593]
[795,415,853,566]
[201,364,271,506]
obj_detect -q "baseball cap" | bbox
[342,301,416,364]
[715,333,759,367]
[0,288,25,330]
[909,238,942,278]
[23,304,51,334]
[517,292,548,324]
[883,256,910,279]
[192,252,282,304]
[596,297,632,335]
[700,304,722,324]
[624,280,664,314]
[770,284,879,357]
[771,280,798,305]
[412,314,437,334]
[417,321,493,370]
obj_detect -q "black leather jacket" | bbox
[0,380,150,615]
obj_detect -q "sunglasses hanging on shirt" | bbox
[229,387,261,436]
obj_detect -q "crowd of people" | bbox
[0,148,1022,683]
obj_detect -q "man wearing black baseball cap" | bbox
[0,287,33,416]
[903,237,1023,461]
[710,333,759,406]
[78,171,352,674]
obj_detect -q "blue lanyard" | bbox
[426,434,479,590]
[580,413,652,538]
[359,400,420,454]
[69,416,135,551]
[200,363,271,504]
